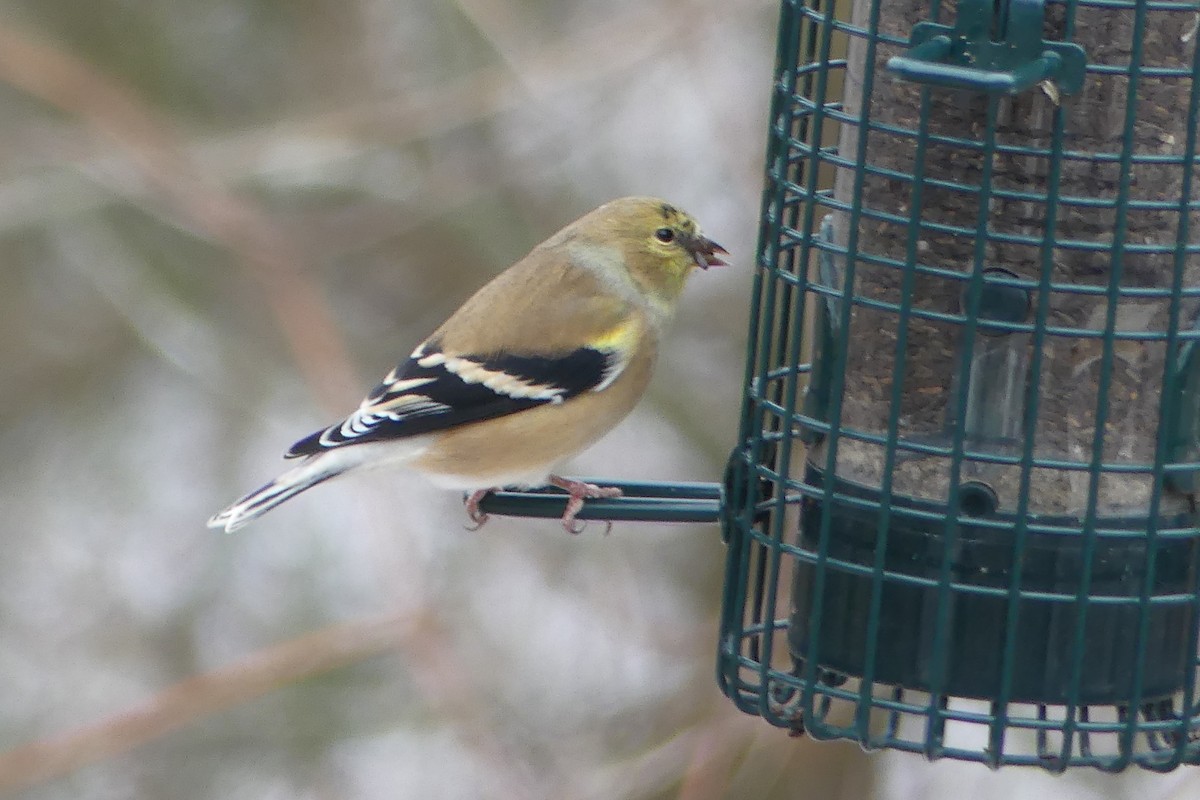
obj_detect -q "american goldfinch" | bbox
[208,196,727,534]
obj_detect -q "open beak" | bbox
[687,235,729,270]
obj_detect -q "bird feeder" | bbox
[481,0,1200,772]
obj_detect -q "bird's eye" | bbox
[654,227,675,243]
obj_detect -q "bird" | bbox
[207,196,727,534]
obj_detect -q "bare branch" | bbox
[0,21,360,410]
[0,613,421,794]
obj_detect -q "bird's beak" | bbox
[687,235,729,270]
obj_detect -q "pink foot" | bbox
[549,475,622,534]
[464,488,495,530]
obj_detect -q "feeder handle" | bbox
[886,0,1087,96]
[887,36,1065,95]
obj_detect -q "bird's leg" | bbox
[548,475,622,534]
[464,488,494,530]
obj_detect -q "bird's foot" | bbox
[548,475,622,534]
[464,488,495,530]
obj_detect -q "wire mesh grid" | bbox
[718,0,1200,771]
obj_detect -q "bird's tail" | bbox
[208,454,347,533]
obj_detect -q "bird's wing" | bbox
[285,339,633,456]
[286,257,641,457]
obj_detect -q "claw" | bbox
[548,475,622,535]
[464,488,495,531]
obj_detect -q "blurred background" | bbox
[0,1,1197,798]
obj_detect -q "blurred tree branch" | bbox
[0,613,418,794]
[0,608,562,798]
[0,605,741,799]
[0,21,360,410]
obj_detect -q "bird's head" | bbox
[569,196,727,305]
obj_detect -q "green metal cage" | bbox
[480,0,1200,773]
[719,0,1200,772]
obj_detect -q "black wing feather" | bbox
[285,344,612,457]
